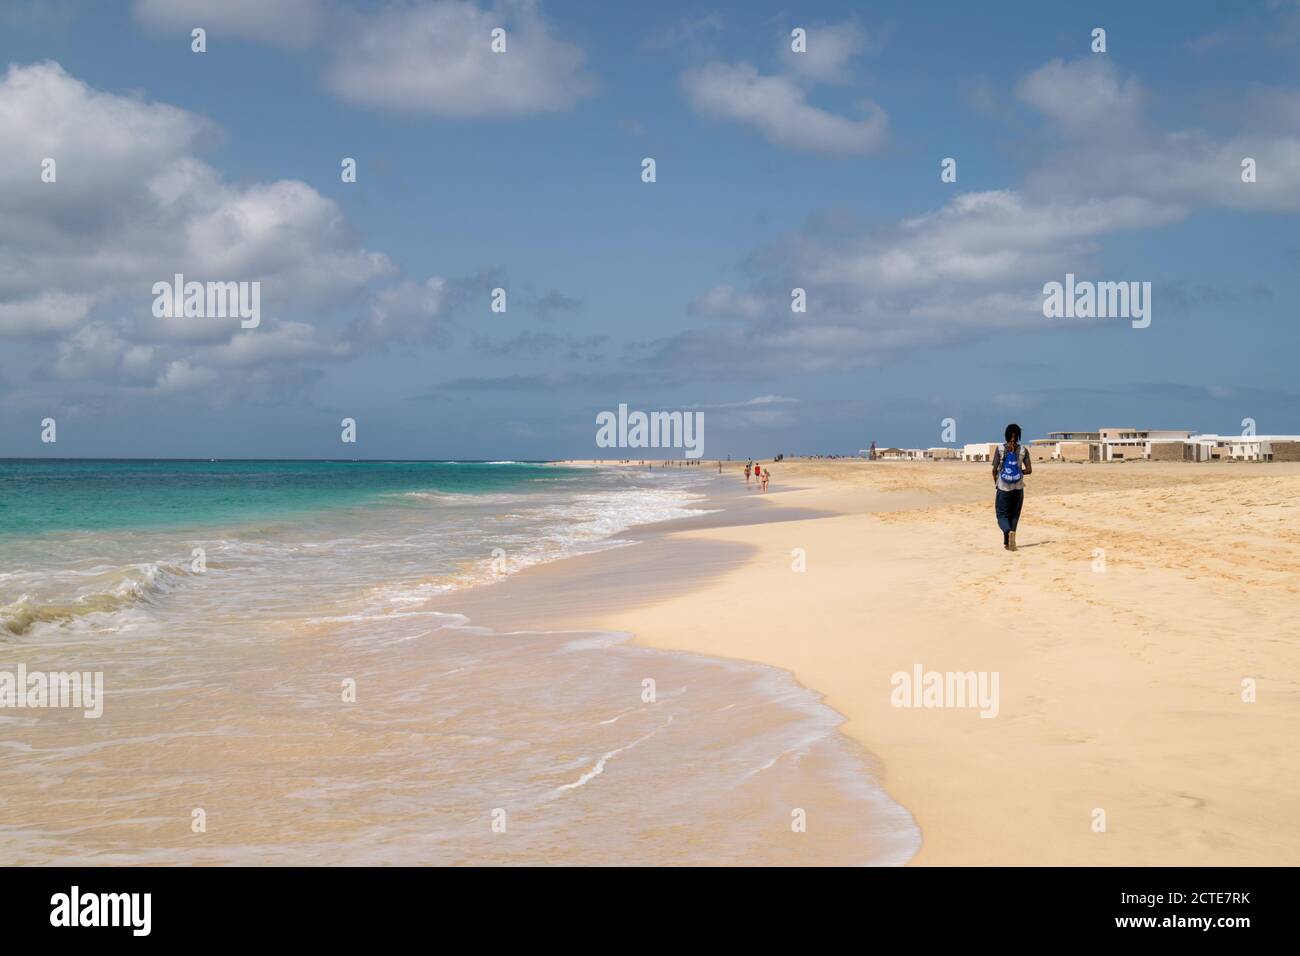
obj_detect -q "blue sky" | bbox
[1,0,1298,459]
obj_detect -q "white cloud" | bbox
[780,20,870,84]
[806,191,1181,293]
[55,322,155,383]
[133,0,326,47]
[0,60,488,410]
[660,56,1300,376]
[326,0,594,116]
[1016,57,1144,134]
[682,62,887,155]
[0,292,92,338]
[642,188,1187,375]
[1017,58,1300,212]
[206,321,353,366]
[152,360,219,396]
[347,277,450,347]
[0,61,394,345]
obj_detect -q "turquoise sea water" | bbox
[0,459,556,536]
[0,459,714,638]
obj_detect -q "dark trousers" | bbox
[996,488,1024,534]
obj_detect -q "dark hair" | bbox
[1004,423,1022,442]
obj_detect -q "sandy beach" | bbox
[463,458,1300,865]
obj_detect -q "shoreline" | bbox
[0,462,918,865]
[422,464,934,863]
[436,458,1300,865]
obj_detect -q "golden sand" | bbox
[561,458,1300,865]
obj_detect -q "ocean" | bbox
[0,460,918,865]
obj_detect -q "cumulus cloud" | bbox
[0,60,494,411]
[801,191,1180,293]
[637,186,1186,374]
[780,20,872,84]
[54,322,156,383]
[682,62,887,155]
[0,61,393,337]
[345,272,501,348]
[326,0,595,116]
[644,189,1181,375]
[0,292,92,339]
[151,360,220,396]
[1017,58,1300,212]
[658,56,1300,377]
[1016,57,1144,134]
[131,1,595,118]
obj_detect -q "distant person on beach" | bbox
[745,461,752,483]
[761,468,769,492]
[992,423,1032,551]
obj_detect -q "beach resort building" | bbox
[1187,435,1300,462]
[874,447,927,461]
[860,429,1300,464]
[1029,431,1097,461]
[1098,428,1195,461]
[1032,428,1300,462]
[962,443,998,462]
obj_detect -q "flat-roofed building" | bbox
[875,447,926,461]
[1098,428,1194,461]
[1039,427,1300,463]
[1040,431,1101,461]
[962,442,998,462]
[1148,440,1192,461]
[1192,435,1300,461]
[1056,441,1094,462]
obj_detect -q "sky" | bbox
[1,0,1298,459]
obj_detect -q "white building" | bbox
[1188,435,1300,461]
[1097,428,1194,461]
[962,443,998,462]
[1038,428,1300,462]
[874,447,926,461]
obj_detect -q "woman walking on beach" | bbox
[992,423,1032,551]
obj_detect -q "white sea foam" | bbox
[555,717,673,793]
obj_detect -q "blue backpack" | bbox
[999,445,1024,483]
